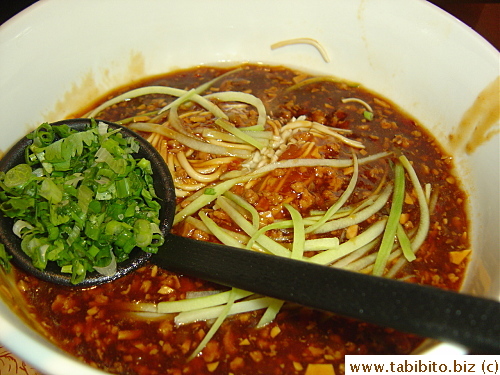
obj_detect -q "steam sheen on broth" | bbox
[13,64,470,375]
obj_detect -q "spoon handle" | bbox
[157,235,500,353]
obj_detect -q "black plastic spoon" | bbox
[0,119,498,353]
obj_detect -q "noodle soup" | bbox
[12,64,470,374]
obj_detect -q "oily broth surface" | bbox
[14,64,469,375]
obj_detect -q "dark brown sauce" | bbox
[44,51,147,123]
[14,64,470,375]
[449,76,500,154]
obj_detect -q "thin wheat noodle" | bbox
[177,151,224,183]
[146,132,158,146]
[191,165,219,174]
[178,110,208,119]
[268,119,282,137]
[281,120,352,134]
[175,188,191,198]
[311,123,364,148]
[271,37,330,63]
[159,139,168,162]
[167,153,176,173]
[297,142,316,158]
[270,169,292,193]
[174,181,207,192]
[190,157,238,167]
[341,97,374,112]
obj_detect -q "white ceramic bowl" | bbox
[0,0,498,373]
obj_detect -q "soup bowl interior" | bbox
[0,0,498,373]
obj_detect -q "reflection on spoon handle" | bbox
[158,234,500,354]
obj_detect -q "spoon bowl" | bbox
[0,119,176,287]
[0,118,499,353]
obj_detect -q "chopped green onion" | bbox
[70,258,87,284]
[133,219,153,248]
[204,187,216,195]
[12,220,34,238]
[363,111,374,121]
[40,178,63,204]
[0,243,12,272]
[60,264,72,274]
[0,121,164,284]
[3,164,33,189]
[33,122,55,146]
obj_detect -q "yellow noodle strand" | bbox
[177,152,223,183]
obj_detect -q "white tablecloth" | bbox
[0,345,42,375]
